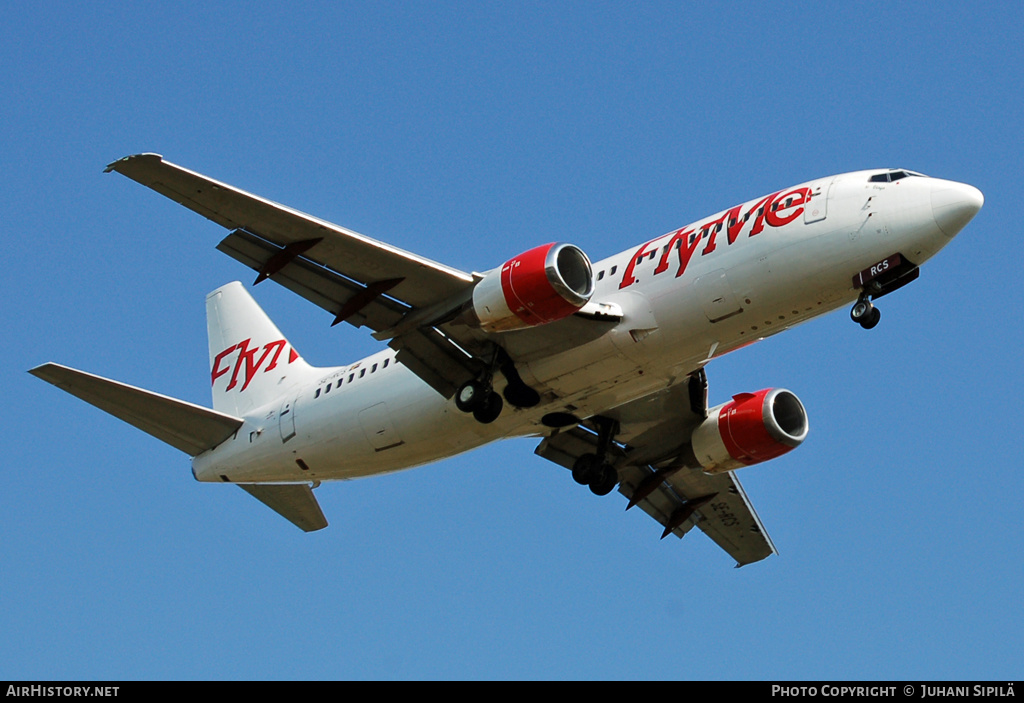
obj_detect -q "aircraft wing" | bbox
[534,377,777,566]
[106,154,484,396]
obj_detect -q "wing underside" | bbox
[107,153,486,397]
[534,381,777,566]
[105,154,474,309]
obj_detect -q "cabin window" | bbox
[610,265,617,275]
[597,270,605,280]
[348,373,354,383]
[372,363,378,373]
[325,383,332,393]
[383,358,389,368]
[314,388,321,399]
[359,369,366,378]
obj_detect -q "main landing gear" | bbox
[571,417,620,497]
[850,293,881,330]
[455,379,503,424]
[455,348,541,425]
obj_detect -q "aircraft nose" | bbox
[931,181,984,237]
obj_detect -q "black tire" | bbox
[455,380,486,412]
[572,454,598,485]
[472,391,503,424]
[850,299,873,323]
[589,463,619,496]
[860,306,881,330]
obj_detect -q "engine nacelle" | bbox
[691,388,808,473]
[470,243,594,332]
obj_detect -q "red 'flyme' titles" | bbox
[211,338,299,391]
[619,186,811,289]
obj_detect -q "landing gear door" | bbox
[804,177,835,224]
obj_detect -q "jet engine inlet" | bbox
[691,388,808,473]
[470,242,594,331]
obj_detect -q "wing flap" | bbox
[105,153,475,308]
[30,363,242,456]
[534,426,628,469]
[619,464,776,565]
[388,327,482,399]
[237,483,328,532]
[216,229,408,331]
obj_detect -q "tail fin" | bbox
[206,282,319,416]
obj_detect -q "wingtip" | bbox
[28,362,58,378]
[104,152,164,173]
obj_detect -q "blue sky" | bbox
[3,2,1022,680]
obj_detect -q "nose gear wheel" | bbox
[850,295,881,330]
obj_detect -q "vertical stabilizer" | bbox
[206,282,319,416]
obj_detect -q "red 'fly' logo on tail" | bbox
[211,338,299,391]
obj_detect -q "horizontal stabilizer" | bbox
[237,483,328,532]
[29,363,242,456]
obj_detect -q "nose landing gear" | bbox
[850,294,881,330]
[849,253,920,331]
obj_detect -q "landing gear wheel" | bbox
[850,298,874,324]
[588,463,619,496]
[472,391,503,424]
[455,380,487,413]
[572,454,598,485]
[860,306,881,330]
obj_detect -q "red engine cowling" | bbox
[471,242,594,331]
[691,388,808,473]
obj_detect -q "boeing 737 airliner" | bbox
[31,156,982,564]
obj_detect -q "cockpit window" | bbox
[869,169,927,183]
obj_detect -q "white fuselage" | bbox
[191,170,973,484]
